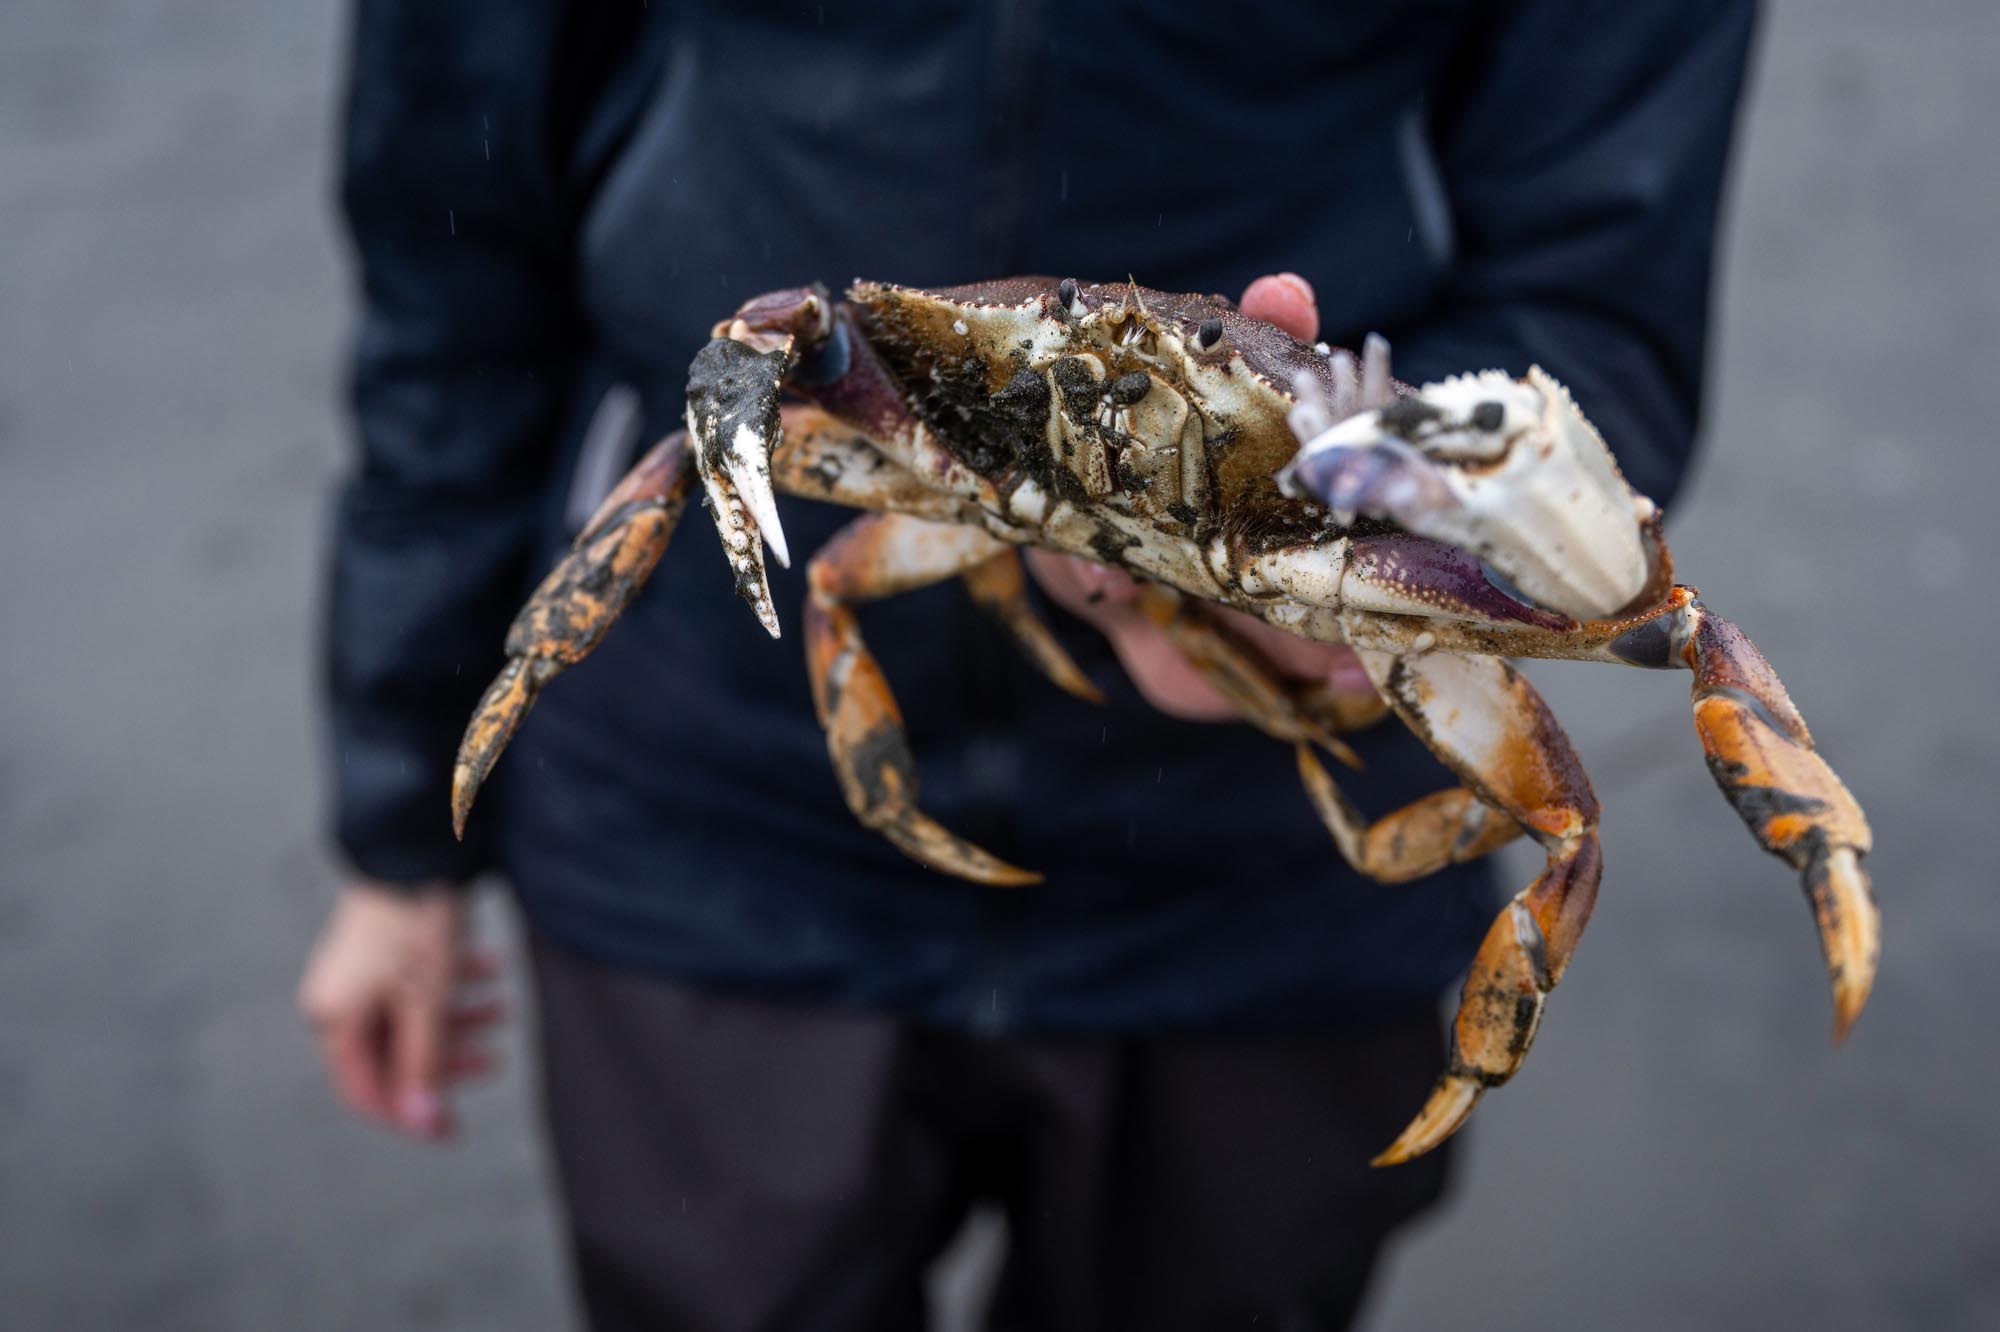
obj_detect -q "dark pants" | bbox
[530,934,1453,1332]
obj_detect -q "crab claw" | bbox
[1285,363,1648,621]
[727,426,790,570]
[686,336,794,637]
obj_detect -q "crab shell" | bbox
[846,277,1367,574]
[849,278,1648,624]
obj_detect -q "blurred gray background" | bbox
[2,1,1995,1328]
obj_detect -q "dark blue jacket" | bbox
[328,0,1754,1032]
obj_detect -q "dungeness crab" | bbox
[451,277,1877,1164]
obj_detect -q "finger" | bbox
[390,994,451,1138]
[1240,272,1318,342]
[320,1012,394,1125]
[1030,551,1141,610]
[1325,646,1373,696]
[1102,622,1242,721]
[1208,604,1365,685]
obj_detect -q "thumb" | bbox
[1240,272,1319,342]
[391,990,451,1138]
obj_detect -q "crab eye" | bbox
[1194,316,1225,351]
[1470,401,1506,432]
[1057,278,1082,314]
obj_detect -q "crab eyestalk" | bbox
[1285,361,1649,621]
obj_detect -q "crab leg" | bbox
[1131,585,1367,767]
[452,432,692,837]
[776,406,1101,705]
[1678,605,1877,1039]
[1360,651,1603,1166]
[963,552,1106,705]
[807,513,1079,885]
[1295,750,1524,886]
[1126,582,1522,880]
[453,405,1001,838]
[1339,534,1878,1037]
[772,406,968,522]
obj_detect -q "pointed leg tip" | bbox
[449,771,476,840]
[1372,1075,1483,1167]
[933,850,1043,888]
[1811,846,1878,1046]
[1832,972,1864,1040]
[1069,679,1108,707]
[885,818,1044,888]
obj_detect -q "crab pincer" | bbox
[683,285,835,637]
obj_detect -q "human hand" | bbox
[1025,273,1373,720]
[297,879,503,1139]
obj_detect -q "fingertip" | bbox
[1240,272,1319,341]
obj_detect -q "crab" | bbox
[450,277,1877,1165]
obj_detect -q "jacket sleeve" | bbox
[326,1,600,887]
[1390,0,1759,507]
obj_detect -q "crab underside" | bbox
[450,277,1878,1165]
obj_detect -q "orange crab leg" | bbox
[1359,650,1603,1166]
[452,403,951,836]
[452,432,692,837]
[1340,541,1878,1041]
[1681,606,1877,1038]
[805,512,1095,885]
[1295,748,1523,885]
